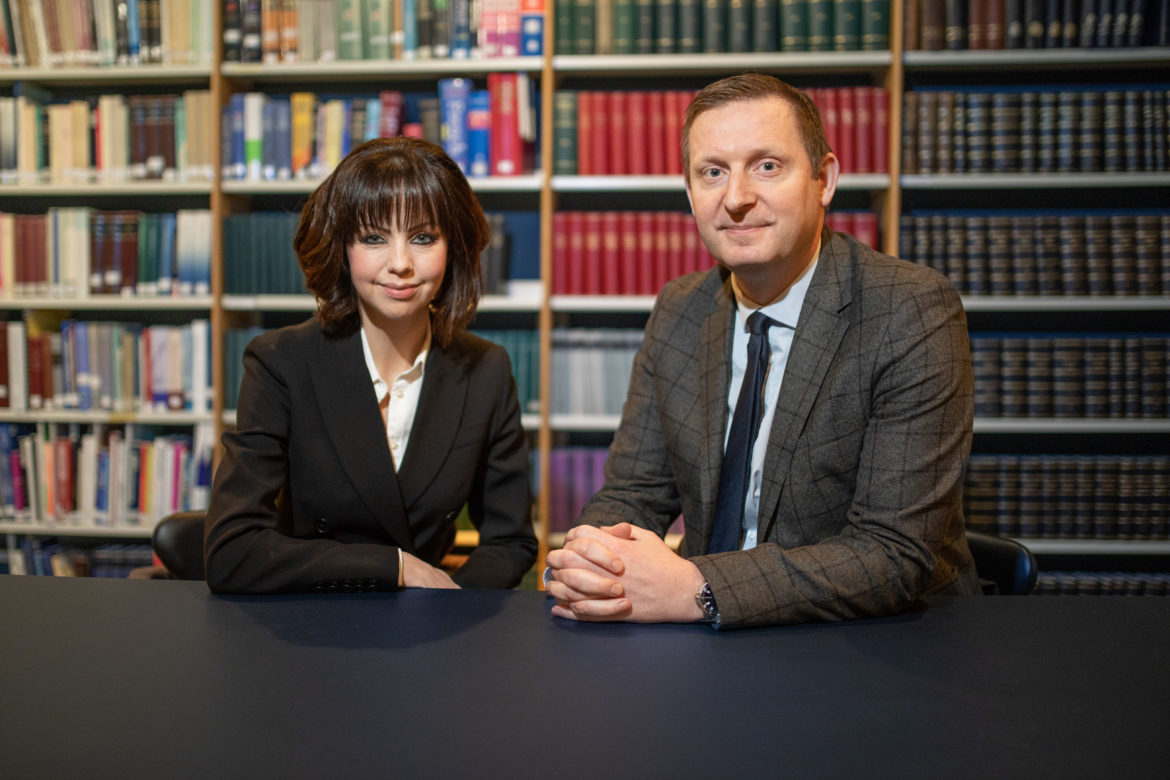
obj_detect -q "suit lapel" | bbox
[757,232,852,541]
[396,339,467,513]
[309,329,416,553]
[698,274,736,552]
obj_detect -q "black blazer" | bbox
[205,318,536,593]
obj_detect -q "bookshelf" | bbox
[2,1,1167,585]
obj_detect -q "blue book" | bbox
[439,78,472,173]
[364,98,381,142]
[467,89,491,177]
[95,448,109,520]
[451,0,472,57]
[521,11,545,55]
[126,0,142,63]
[403,0,419,57]
[75,322,92,410]
[156,213,177,296]
[261,99,279,180]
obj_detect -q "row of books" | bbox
[1,540,155,577]
[224,0,545,63]
[223,210,514,296]
[1033,572,1170,597]
[223,326,541,413]
[549,328,641,415]
[903,87,1170,175]
[0,0,213,68]
[900,211,1170,297]
[554,86,889,177]
[0,209,212,299]
[965,454,1169,540]
[0,316,211,413]
[554,0,891,54]
[546,445,686,533]
[221,76,537,181]
[906,0,1170,50]
[0,89,217,184]
[0,421,214,529]
[969,333,1170,419]
[551,211,716,295]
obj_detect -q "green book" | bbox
[365,0,393,59]
[656,0,677,52]
[613,0,637,52]
[780,0,809,50]
[832,0,861,50]
[336,0,364,60]
[678,0,702,51]
[575,0,597,53]
[728,0,750,51]
[636,0,656,51]
[553,91,578,176]
[703,0,727,52]
[752,0,779,51]
[555,0,576,53]
[860,0,889,51]
[807,0,833,51]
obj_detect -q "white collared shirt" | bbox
[726,248,820,550]
[361,326,429,470]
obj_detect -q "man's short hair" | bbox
[682,73,833,180]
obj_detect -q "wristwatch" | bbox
[695,581,720,624]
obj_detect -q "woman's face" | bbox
[347,219,448,332]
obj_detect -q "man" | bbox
[545,73,980,629]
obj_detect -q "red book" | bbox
[647,91,667,175]
[488,72,522,175]
[600,211,620,294]
[40,334,54,408]
[53,436,74,515]
[663,92,685,176]
[820,89,841,172]
[626,92,649,176]
[667,213,685,281]
[985,0,1005,49]
[681,212,701,275]
[114,211,139,296]
[872,87,889,174]
[608,91,628,176]
[618,211,639,294]
[582,211,603,294]
[577,92,594,175]
[0,321,8,408]
[379,90,404,137]
[853,86,872,174]
[552,212,569,294]
[636,211,656,294]
[26,333,44,409]
[567,211,586,295]
[29,215,48,294]
[838,88,857,175]
[89,211,110,296]
[129,95,149,180]
[652,212,670,293]
[589,92,608,176]
[969,0,987,49]
[853,212,879,250]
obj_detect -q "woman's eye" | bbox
[412,232,438,246]
[359,233,385,245]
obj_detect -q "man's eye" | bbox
[703,168,723,179]
[759,161,778,171]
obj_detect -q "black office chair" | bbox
[152,510,207,580]
[966,529,1038,595]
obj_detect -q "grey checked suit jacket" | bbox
[579,229,980,628]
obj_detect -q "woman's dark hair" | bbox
[293,136,489,346]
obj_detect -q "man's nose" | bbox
[724,169,756,211]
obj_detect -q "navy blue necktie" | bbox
[709,312,774,554]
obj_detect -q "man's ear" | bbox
[818,153,840,207]
[684,176,694,213]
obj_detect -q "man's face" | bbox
[685,96,837,303]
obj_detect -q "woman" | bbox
[205,137,536,593]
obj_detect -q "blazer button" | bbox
[315,518,331,535]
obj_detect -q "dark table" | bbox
[1,576,1167,779]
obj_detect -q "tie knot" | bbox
[746,311,773,337]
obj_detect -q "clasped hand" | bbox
[545,523,705,623]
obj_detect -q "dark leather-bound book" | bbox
[965,216,990,295]
[807,0,833,49]
[703,0,728,51]
[995,455,1021,537]
[1080,0,1099,46]
[657,0,679,52]
[944,214,966,290]
[969,336,1002,417]
[1051,337,1086,418]
[728,0,750,51]
[1046,0,1064,44]
[901,91,919,174]
[1055,91,1079,173]
[1102,89,1124,172]
[915,90,937,174]
[1127,0,1149,46]
[1078,91,1103,173]
[1061,0,1080,46]
[636,0,655,52]
[1083,214,1112,295]
[1122,338,1143,418]
[1018,91,1038,172]
[991,92,1022,173]
[780,0,809,49]
[965,92,992,173]
[861,0,890,49]
[935,91,953,173]
[1005,0,1026,46]
[1095,0,1114,46]
[962,456,1000,532]
[1133,214,1160,295]
[944,0,967,48]
[987,216,1014,295]
[614,0,637,52]
[834,0,862,50]
[1024,0,1046,46]
[904,0,920,48]
[1034,215,1062,294]
[1036,91,1058,171]
[1000,337,1029,416]
[1057,214,1088,294]
[1140,337,1167,419]
[1010,215,1038,294]
[752,0,779,51]
[1024,341,1053,418]
[969,0,987,47]
[679,0,702,51]
[1109,214,1137,295]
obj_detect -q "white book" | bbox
[189,319,209,414]
[0,212,16,297]
[6,320,27,411]
[77,432,97,523]
[243,92,266,181]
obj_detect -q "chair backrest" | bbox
[966,530,1038,595]
[153,510,207,580]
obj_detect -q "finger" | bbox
[563,535,626,575]
[552,566,625,599]
[550,603,578,621]
[547,547,622,579]
[600,523,636,539]
[569,597,633,620]
[545,579,595,605]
